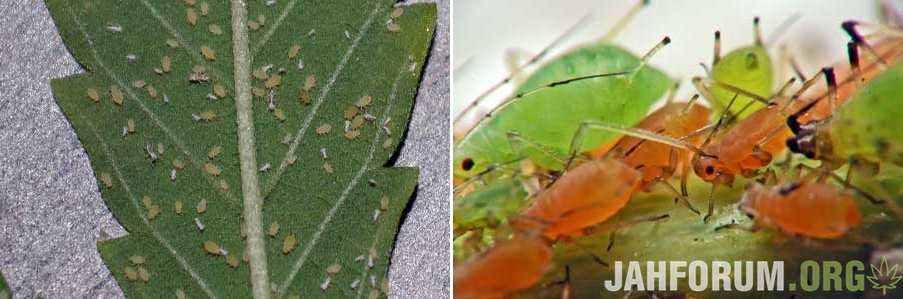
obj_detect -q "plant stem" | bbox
[229,0,270,298]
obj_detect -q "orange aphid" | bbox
[519,158,642,239]
[603,102,711,188]
[453,235,553,299]
[740,181,860,239]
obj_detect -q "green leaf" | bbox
[0,270,9,299]
[45,0,436,298]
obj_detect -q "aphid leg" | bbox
[703,184,717,223]
[842,21,889,67]
[654,179,700,215]
[598,214,670,251]
[714,221,759,233]
[566,120,703,171]
[847,42,862,87]
[452,15,592,125]
[753,17,764,46]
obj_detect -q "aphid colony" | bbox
[453,1,903,297]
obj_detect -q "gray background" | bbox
[0,0,449,298]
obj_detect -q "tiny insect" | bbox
[351,115,365,130]
[344,130,360,140]
[344,106,359,120]
[214,84,227,98]
[265,75,282,89]
[124,266,138,281]
[227,255,240,268]
[170,169,177,181]
[326,264,342,274]
[203,163,221,176]
[350,279,361,290]
[199,2,209,15]
[145,143,159,162]
[172,159,185,170]
[383,138,393,149]
[208,145,222,159]
[197,198,207,214]
[175,200,183,215]
[282,134,292,145]
[146,85,158,98]
[268,222,279,237]
[126,119,136,133]
[287,154,297,165]
[132,80,146,88]
[288,44,301,59]
[248,20,261,31]
[166,39,179,48]
[110,85,124,106]
[219,179,229,192]
[137,267,149,282]
[304,75,317,91]
[147,204,161,220]
[372,209,381,222]
[323,162,333,174]
[203,240,221,255]
[316,124,331,135]
[201,46,216,61]
[391,7,404,18]
[283,233,298,255]
[126,54,138,63]
[209,24,223,35]
[129,255,145,265]
[387,22,401,33]
[187,8,198,26]
[176,289,186,299]
[454,235,552,299]
[106,24,122,32]
[380,196,389,211]
[274,108,286,121]
[735,180,860,239]
[356,95,372,108]
[86,88,100,102]
[199,111,216,122]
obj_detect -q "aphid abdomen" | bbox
[743,183,860,239]
[523,159,641,239]
[829,62,903,165]
[453,236,552,299]
[709,104,787,173]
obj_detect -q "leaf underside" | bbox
[45,0,436,298]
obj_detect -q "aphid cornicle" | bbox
[453,1,673,178]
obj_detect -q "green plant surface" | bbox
[0,270,9,299]
[45,0,436,298]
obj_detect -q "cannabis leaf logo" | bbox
[868,256,902,296]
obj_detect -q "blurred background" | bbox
[452,0,895,133]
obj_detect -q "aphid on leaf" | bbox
[147,204,161,220]
[172,159,185,170]
[184,0,196,6]
[387,22,401,33]
[344,106,359,120]
[316,124,331,135]
[287,154,297,165]
[304,75,317,91]
[391,7,404,18]
[248,20,261,31]
[356,95,372,108]
[170,168,177,182]
[175,200,183,215]
[265,74,282,89]
[126,119,136,133]
[288,44,301,59]
[110,85,124,106]
[383,138,393,149]
[327,264,342,274]
[133,80,146,88]
[323,162,333,174]
[199,2,209,15]
[380,196,389,211]
[213,84,226,98]
[219,180,229,192]
[274,108,286,121]
[281,134,292,145]
[367,290,379,299]
[86,88,100,102]
[268,222,279,237]
[166,39,179,48]
[282,233,298,255]
[201,46,216,61]
[186,8,198,26]
[199,111,216,122]
[99,172,113,188]
[156,143,165,155]
[257,13,266,25]
[253,68,268,81]
[208,145,222,159]
[203,240,221,255]
[145,143,159,162]
[142,196,153,209]
[226,255,240,268]
[209,24,222,35]
[137,267,149,282]
[129,255,145,265]
[196,198,207,214]
[351,115,365,130]
[161,56,172,73]
[252,87,266,97]
[124,266,138,281]
[176,289,186,299]
[344,130,360,140]
[298,89,311,105]
[736,181,861,239]
[146,85,158,98]
[350,279,360,290]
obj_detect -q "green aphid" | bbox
[454,0,673,178]
[699,18,774,118]
[788,63,903,169]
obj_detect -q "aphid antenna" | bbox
[692,77,771,106]
[825,67,839,116]
[631,36,671,79]
[753,17,764,46]
[600,0,652,42]
[681,94,701,114]
[842,21,890,67]
[712,31,722,65]
[699,62,713,77]
[599,214,671,251]
[453,14,593,125]
[780,69,827,115]
[564,120,708,172]
[655,178,701,215]
[505,131,570,168]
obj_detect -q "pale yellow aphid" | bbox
[316,124,331,135]
[383,137,393,150]
[161,56,172,73]
[283,233,298,255]
[288,44,301,59]
[132,80,146,88]
[212,84,226,98]
[172,159,185,170]
[199,111,216,122]
[304,75,317,91]
[186,8,198,26]
[391,7,404,18]
[344,130,360,140]
[166,39,179,48]
[142,196,153,209]
[208,145,222,159]
[203,163,221,176]
[124,266,138,281]
[257,14,266,25]
[344,106,359,120]
[248,20,260,31]
[323,162,333,174]
[351,115,365,130]
[219,179,229,192]
[274,108,286,122]
[110,85,124,106]
[201,46,216,61]
[176,289,186,299]
[199,2,209,15]
[356,95,372,108]
[268,222,279,237]
[380,196,389,211]
[265,74,282,89]
[226,254,240,268]
[99,172,113,188]
[196,198,207,214]
[298,89,311,105]
[147,204,161,220]
[129,255,145,265]
[156,143,165,155]
[208,24,223,35]
[252,68,269,81]
[203,240,220,255]
[184,0,196,6]
[252,87,266,97]
[327,264,342,274]
[368,289,379,299]
[387,22,401,33]
[127,119,136,133]
[138,267,149,282]
[146,85,158,98]
[86,88,100,102]
[175,200,184,215]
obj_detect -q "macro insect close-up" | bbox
[454,1,903,298]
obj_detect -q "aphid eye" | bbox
[705,165,715,175]
[745,52,759,70]
[461,158,475,171]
